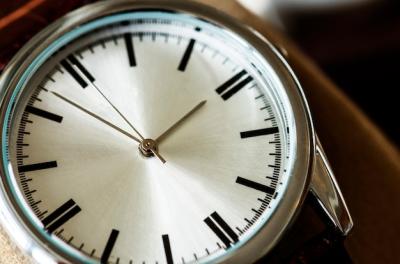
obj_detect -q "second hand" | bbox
[51,91,141,143]
[52,91,166,163]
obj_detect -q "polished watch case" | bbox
[0,1,352,263]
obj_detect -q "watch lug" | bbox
[310,137,353,235]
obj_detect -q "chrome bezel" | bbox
[0,1,315,263]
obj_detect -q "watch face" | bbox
[0,2,310,264]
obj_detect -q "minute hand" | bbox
[51,91,141,144]
[155,100,207,143]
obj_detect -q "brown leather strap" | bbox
[288,229,351,264]
[0,0,96,73]
[258,194,352,264]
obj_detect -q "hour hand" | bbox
[155,100,207,144]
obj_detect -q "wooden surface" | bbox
[1,0,400,263]
[0,226,31,264]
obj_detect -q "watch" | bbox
[0,1,353,263]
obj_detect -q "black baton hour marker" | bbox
[204,211,238,249]
[61,59,87,88]
[162,234,174,264]
[61,54,95,88]
[124,33,137,67]
[25,105,63,123]
[216,70,253,100]
[18,161,57,173]
[178,39,196,71]
[101,229,119,264]
[236,177,275,195]
[67,54,95,82]
[178,27,201,71]
[240,127,279,138]
[42,199,81,233]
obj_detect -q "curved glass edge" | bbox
[1,11,297,264]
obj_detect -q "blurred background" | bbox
[238,0,399,146]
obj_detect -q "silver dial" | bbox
[0,4,308,264]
